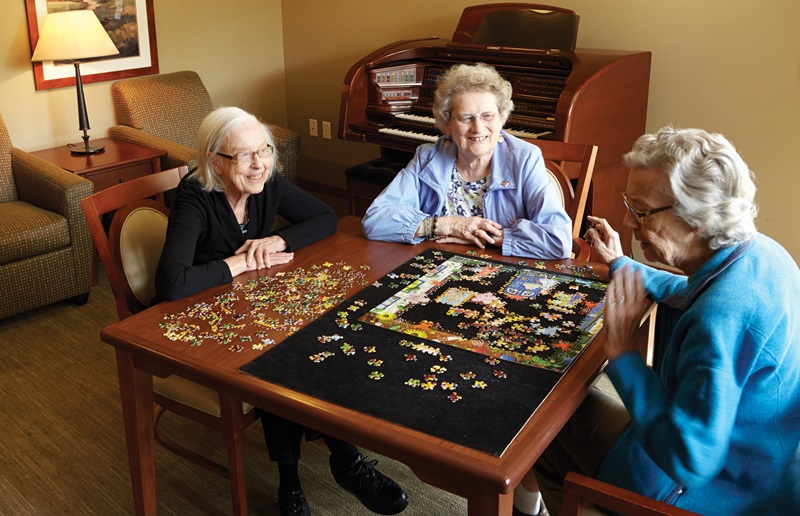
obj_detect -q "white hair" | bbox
[193,106,277,192]
[623,126,757,249]
[432,63,513,133]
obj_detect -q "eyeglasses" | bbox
[452,112,498,126]
[216,144,274,164]
[622,192,673,224]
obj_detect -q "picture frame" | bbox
[25,0,159,91]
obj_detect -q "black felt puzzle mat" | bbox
[241,249,606,456]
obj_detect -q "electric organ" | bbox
[338,4,651,254]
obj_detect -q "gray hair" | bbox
[623,126,757,249]
[431,63,513,133]
[193,106,278,192]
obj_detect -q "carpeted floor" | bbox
[0,262,472,515]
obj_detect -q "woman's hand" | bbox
[225,236,293,276]
[604,264,651,360]
[584,215,624,264]
[436,216,503,249]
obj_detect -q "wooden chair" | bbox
[525,139,598,260]
[561,471,700,515]
[80,167,256,516]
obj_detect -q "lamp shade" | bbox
[31,10,119,62]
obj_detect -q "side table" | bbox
[30,138,167,284]
[30,137,166,192]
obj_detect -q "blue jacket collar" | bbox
[417,131,519,191]
[662,237,754,310]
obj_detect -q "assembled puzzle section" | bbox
[360,250,606,372]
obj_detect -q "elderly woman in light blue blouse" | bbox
[361,63,572,259]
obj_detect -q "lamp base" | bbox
[67,142,105,155]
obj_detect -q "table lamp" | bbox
[31,10,120,155]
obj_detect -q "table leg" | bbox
[115,349,157,515]
[468,488,514,516]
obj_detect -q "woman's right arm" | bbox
[362,161,429,243]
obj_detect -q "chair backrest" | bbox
[526,139,598,240]
[0,114,18,203]
[111,71,213,150]
[110,199,169,311]
[81,166,189,319]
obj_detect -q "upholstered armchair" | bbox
[0,114,93,320]
[108,70,300,186]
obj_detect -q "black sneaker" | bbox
[331,454,409,514]
[277,489,311,516]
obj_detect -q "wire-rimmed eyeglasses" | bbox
[452,112,498,126]
[622,192,673,224]
[216,144,274,164]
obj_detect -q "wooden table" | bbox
[30,137,165,193]
[100,216,614,516]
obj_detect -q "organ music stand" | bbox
[450,3,580,52]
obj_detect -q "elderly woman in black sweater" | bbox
[156,107,408,516]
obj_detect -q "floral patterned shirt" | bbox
[444,163,490,217]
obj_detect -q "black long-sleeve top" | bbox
[155,172,337,301]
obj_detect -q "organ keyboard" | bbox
[338,4,651,254]
[386,113,552,141]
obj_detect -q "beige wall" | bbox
[0,0,288,151]
[282,0,800,262]
[1,1,798,261]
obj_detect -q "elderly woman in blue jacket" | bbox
[512,126,800,516]
[361,63,572,259]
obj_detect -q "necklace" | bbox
[239,202,249,235]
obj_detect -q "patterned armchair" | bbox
[108,70,300,185]
[0,114,93,320]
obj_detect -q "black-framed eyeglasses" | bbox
[216,144,274,164]
[452,112,498,126]
[622,192,673,224]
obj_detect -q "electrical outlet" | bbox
[309,118,318,137]
[322,121,331,140]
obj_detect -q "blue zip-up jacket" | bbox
[361,132,572,259]
[599,234,800,514]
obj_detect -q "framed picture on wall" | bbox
[25,0,159,91]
